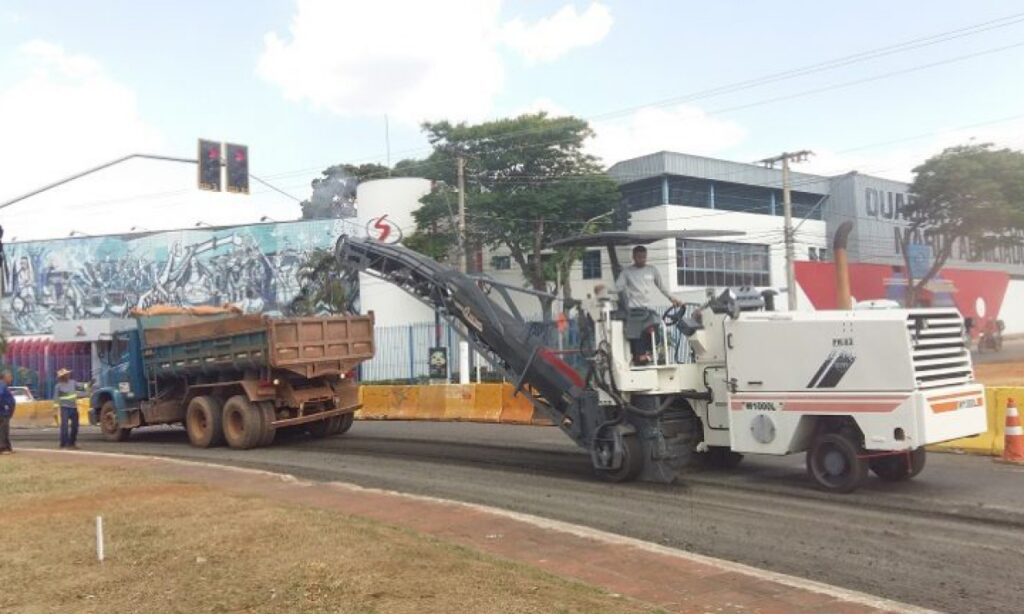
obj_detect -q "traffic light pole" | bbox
[0,153,197,212]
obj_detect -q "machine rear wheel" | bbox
[807,432,867,493]
[222,396,261,449]
[186,396,224,448]
[870,448,926,481]
[99,401,132,442]
[595,433,644,483]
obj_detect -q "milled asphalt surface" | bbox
[14,422,1024,613]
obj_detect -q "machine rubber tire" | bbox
[337,412,355,435]
[870,448,926,481]
[596,434,644,483]
[186,396,223,448]
[307,418,331,438]
[704,446,744,469]
[256,401,277,447]
[99,400,131,442]
[222,396,261,449]
[807,432,868,493]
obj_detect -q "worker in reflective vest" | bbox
[54,368,81,449]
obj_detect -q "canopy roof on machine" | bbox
[546,229,744,249]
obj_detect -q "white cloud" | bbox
[501,3,612,64]
[587,104,748,165]
[258,1,613,123]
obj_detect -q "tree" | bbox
[406,112,621,317]
[300,163,390,219]
[901,143,1024,306]
[288,248,355,315]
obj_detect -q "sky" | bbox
[1,0,1022,241]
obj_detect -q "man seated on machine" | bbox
[612,245,681,365]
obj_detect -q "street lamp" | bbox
[68,230,91,237]
[130,225,151,232]
[194,221,212,228]
[260,215,277,223]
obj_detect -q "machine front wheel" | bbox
[595,433,644,483]
[807,432,867,493]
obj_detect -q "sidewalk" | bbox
[21,449,926,613]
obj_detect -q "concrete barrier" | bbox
[930,387,1024,456]
[10,398,91,428]
[357,383,551,424]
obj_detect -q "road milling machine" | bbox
[337,231,986,492]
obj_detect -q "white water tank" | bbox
[355,178,437,327]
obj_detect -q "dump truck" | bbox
[89,307,374,449]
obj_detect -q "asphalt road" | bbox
[14,422,1024,613]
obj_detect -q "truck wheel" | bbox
[705,446,744,469]
[870,448,927,481]
[337,412,355,435]
[222,396,261,449]
[256,401,277,447]
[99,401,131,442]
[595,433,644,483]
[806,432,867,493]
[307,418,331,438]
[186,396,224,448]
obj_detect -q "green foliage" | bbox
[288,248,354,315]
[407,112,621,308]
[903,143,1024,305]
[300,163,390,220]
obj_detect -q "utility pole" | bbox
[757,150,813,311]
[456,155,470,384]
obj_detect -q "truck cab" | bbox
[89,326,148,428]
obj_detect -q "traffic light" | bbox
[225,143,249,194]
[197,139,222,192]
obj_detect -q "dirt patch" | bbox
[974,360,1024,386]
[0,455,657,614]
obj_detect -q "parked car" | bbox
[9,386,35,403]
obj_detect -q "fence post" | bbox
[408,325,415,381]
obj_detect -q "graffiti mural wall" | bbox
[1,219,353,336]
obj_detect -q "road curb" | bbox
[19,448,932,614]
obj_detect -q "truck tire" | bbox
[806,432,868,493]
[99,400,132,442]
[307,418,331,438]
[222,396,261,449]
[186,396,224,448]
[325,416,342,435]
[256,401,277,447]
[870,448,926,481]
[337,412,355,435]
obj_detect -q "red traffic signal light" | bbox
[197,139,222,191]
[225,143,249,194]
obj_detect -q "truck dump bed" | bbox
[141,314,374,379]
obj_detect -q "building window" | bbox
[676,240,770,287]
[581,250,602,280]
[491,255,511,271]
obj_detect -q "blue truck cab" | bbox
[89,325,148,432]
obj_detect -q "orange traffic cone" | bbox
[998,398,1024,464]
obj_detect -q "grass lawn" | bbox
[0,455,659,613]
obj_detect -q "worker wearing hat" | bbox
[54,368,81,449]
